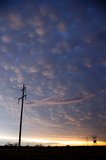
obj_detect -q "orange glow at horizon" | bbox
[0,135,106,146]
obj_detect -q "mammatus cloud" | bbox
[2,34,13,43]
[28,15,44,27]
[35,27,47,36]
[8,12,25,30]
[42,68,54,78]
[52,41,70,54]
[57,22,67,32]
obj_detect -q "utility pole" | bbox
[18,84,27,147]
[86,137,88,146]
[92,135,97,146]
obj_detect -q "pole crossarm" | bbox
[18,94,27,103]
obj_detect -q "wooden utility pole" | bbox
[18,84,27,147]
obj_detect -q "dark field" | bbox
[0,146,106,160]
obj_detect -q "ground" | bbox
[0,146,106,160]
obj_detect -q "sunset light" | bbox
[0,135,106,146]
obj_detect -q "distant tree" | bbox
[5,142,18,146]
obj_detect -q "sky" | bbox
[0,0,106,146]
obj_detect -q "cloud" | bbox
[35,27,47,36]
[0,94,19,119]
[49,12,59,22]
[28,15,44,27]
[40,2,59,22]
[20,63,40,75]
[14,67,25,83]
[23,106,64,130]
[1,62,15,71]
[39,4,50,16]
[101,60,106,66]
[63,114,81,127]
[53,88,66,97]
[27,32,35,38]
[38,36,46,43]
[27,89,106,107]
[8,12,25,30]
[0,45,9,53]
[66,64,79,72]
[83,58,93,69]
[34,86,44,96]
[1,62,25,84]
[6,66,25,84]
[83,35,94,44]
[42,68,54,79]
[52,41,70,54]
[50,83,68,97]
[36,56,54,68]
[27,93,94,107]
[57,22,67,32]
[2,34,13,43]
[28,66,39,73]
